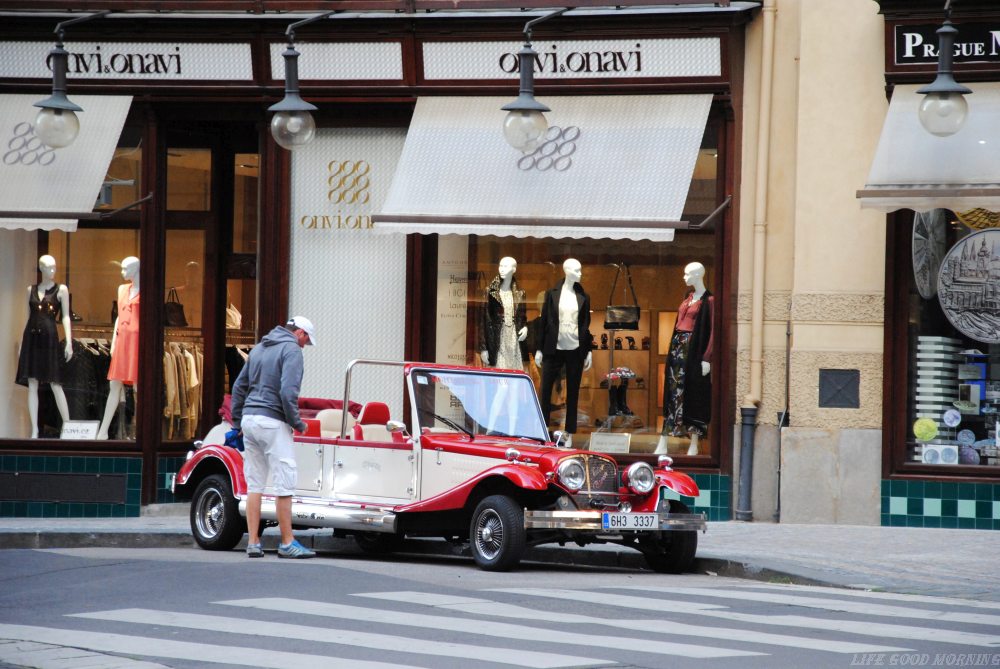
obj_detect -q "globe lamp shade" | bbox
[34,107,80,148]
[502,109,548,153]
[270,110,316,151]
[918,92,969,137]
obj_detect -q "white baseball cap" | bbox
[287,316,317,346]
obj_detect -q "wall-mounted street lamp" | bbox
[32,10,110,148]
[269,11,335,151]
[501,8,571,153]
[917,0,972,137]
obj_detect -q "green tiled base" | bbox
[881,479,1000,530]
[663,473,731,522]
[156,456,186,504]
[0,455,142,517]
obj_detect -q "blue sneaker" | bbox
[278,540,316,559]
[246,543,264,558]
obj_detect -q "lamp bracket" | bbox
[285,10,339,44]
[53,10,111,43]
[523,7,572,44]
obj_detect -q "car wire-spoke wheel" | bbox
[469,494,526,572]
[190,474,245,551]
[474,509,505,560]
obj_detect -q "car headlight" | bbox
[626,462,655,494]
[557,458,586,491]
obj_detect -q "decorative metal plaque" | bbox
[937,229,1000,343]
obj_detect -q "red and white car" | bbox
[172,360,706,572]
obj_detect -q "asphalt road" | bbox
[2,546,998,669]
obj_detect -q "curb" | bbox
[0,529,831,588]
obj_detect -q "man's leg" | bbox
[276,495,294,546]
[246,492,262,545]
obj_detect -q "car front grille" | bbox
[582,454,618,495]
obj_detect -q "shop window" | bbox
[8,135,144,440]
[904,209,1000,469]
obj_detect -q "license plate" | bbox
[601,512,658,530]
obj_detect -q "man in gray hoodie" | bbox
[231,316,317,559]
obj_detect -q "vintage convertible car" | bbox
[172,360,706,572]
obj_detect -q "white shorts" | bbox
[241,414,296,496]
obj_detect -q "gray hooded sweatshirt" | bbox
[230,326,306,432]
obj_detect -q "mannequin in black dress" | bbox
[16,255,73,438]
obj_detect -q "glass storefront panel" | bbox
[907,209,1000,469]
[161,144,212,442]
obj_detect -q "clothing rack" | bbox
[225,329,256,346]
[70,325,114,337]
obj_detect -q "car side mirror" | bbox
[553,430,569,448]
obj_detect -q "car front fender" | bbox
[656,469,700,499]
[173,445,246,498]
[402,464,549,513]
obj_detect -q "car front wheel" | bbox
[469,494,526,572]
[190,474,245,551]
[639,500,698,574]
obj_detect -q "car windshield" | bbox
[409,368,549,442]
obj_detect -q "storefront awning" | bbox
[857,84,1000,213]
[0,94,132,232]
[373,95,713,242]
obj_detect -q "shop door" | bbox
[162,125,258,444]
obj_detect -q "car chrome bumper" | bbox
[524,510,707,532]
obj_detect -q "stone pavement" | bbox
[1,506,998,601]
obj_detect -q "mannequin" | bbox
[535,259,593,444]
[479,257,528,369]
[98,256,140,440]
[656,261,713,456]
[15,255,73,438]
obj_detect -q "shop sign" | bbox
[895,24,1000,65]
[0,42,253,80]
[422,37,721,81]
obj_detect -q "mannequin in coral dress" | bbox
[97,256,140,440]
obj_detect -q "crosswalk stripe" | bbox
[71,608,600,669]
[492,588,1000,647]
[741,583,1000,611]
[0,624,425,669]
[219,597,764,659]
[613,586,1000,626]
[357,591,911,655]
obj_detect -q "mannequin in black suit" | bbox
[534,258,593,444]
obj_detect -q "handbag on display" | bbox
[164,288,188,327]
[604,263,640,330]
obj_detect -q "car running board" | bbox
[241,498,397,533]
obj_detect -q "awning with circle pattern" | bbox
[373,95,713,242]
[0,94,132,232]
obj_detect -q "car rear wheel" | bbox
[640,501,698,574]
[190,474,245,551]
[469,494,526,572]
